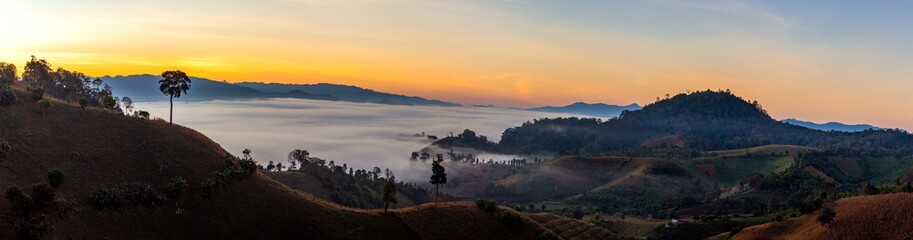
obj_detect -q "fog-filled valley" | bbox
[132,98,574,182]
[5,1,913,239]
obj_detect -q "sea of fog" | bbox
[133,98,576,182]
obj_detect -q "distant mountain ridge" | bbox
[236,82,460,107]
[781,118,881,132]
[528,102,642,118]
[102,74,459,106]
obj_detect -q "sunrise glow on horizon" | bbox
[2,0,912,130]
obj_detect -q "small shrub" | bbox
[475,198,499,212]
[536,231,559,240]
[13,213,52,240]
[0,140,11,159]
[123,182,164,207]
[817,207,836,227]
[38,98,52,107]
[5,186,34,217]
[30,183,56,208]
[90,186,124,209]
[78,97,89,109]
[729,225,745,237]
[513,204,525,211]
[0,88,17,105]
[168,176,189,198]
[497,211,525,230]
[135,110,150,119]
[199,179,216,199]
[47,169,66,188]
[239,158,258,175]
[28,85,44,101]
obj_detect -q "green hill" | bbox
[495,90,913,155]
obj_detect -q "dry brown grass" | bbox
[734,193,913,240]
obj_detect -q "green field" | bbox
[862,156,913,183]
[708,156,793,185]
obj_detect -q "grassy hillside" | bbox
[733,193,913,240]
[0,88,602,240]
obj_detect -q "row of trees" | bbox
[258,149,444,211]
[1,56,192,124]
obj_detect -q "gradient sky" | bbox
[1,0,912,129]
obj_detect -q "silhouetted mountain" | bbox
[493,90,913,155]
[103,74,335,101]
[237,82,460,106]
[528,102,641,118]
[781,118,882,132]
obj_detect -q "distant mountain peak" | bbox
[528,102,642,118]
[781,118,882,132]
[236,82,460,107]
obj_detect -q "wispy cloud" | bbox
[651,0,794,28]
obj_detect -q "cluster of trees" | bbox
[0,62,17,104]
[268,149,435,209]
[199,150,258,199]
[4,184,55,240]
[4,168,71,239]
[431,129,498,152]
[410,150,535,167]
[497,90,913,155]
[10,56,123,111]
[1,57,195,123]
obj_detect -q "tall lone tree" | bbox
[382,175,398,213]
[158,70,191,124]
[429,159,447,202]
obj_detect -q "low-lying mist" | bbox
[133,98,574,182]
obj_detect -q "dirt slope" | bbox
[733,193,913,240]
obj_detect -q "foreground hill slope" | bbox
[0,90,591,239]
[733,193,913,240]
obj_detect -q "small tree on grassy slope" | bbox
[817,207,835,227]
[430,159,447,202]
[383,175,398,213]
[158,70,191,124]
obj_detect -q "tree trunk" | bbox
[169,95,173,124]
[384,202,389,213]
[435,184,439,203]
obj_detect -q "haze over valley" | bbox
[3,1,913,239]
[131,98,574,182]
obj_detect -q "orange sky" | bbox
[1,0,911,130]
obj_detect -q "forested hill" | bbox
[495,90,913,155]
